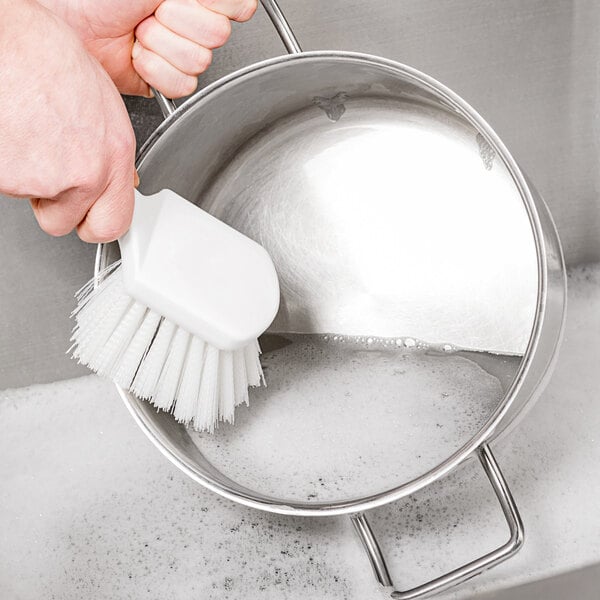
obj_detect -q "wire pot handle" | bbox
[351,444,524,599]
[152,0,302,118]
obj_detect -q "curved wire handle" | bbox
[351,444,524,599]
[152,89,177,118]
[151,0,302,119]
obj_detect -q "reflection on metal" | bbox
[105,49,565,514]
[96,1,566,595]
[151,88,177,118]
[351,512,393,588]
[477,132,496,171]
[205,96,537,355]
[312,91,349,122]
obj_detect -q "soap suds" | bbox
[190,334,514,503]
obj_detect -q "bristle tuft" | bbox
[172,337,205,424]
[195,346,220,433]
[153,328,190,412]
[69,263,266,432]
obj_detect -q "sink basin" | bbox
[0,1,598,598]
[477,563,600,600]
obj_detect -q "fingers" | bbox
[32,169,138,243]
[32,184,134,243]
[77,183,135,243]
[132,41,198,98]
[198,0,258,22]
[136,16,212,76]
[30,191,92,237]
[155,0,232,49]
[132,0,257,98]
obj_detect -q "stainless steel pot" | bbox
[97,1,566,597]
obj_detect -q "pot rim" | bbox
[102,50,558,516]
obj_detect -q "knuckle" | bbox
[234,0,258,22]
[40,181,65,200]
[112,128,136,160]
[70,154,111,194]
[170,74,198,98]
[191,46,212,73]
[43,222,73,237]
[155,0,176,24]
[209,15,231,47]
[82,188,134,243]
[70,168,104,196]
[134,17,152,42]
[36,210,73,237]
[81,218,126,243]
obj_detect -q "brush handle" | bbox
[149,0,301,118]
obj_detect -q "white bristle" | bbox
[113,309,162,388]
[153,328,190,412]
[92,301,147,375]
[232,348,249,407]
[219,351,235,424]
[70,263,266,432]
[71,277,132,365]
[195,346,220,432]
[172,337,206,424]
[244,340,264,387]
[131,319,176,399]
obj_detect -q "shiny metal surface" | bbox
[99,50,565,516]
[151,88,177,118]
[95,3,568,594]
[202,94,537,354]
[354,444,524,599]
[351,512,393,588]
[261,0,302,54]
[2,0,592,391]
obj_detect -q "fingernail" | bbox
[132,41,142,60]
[134,169,140,187]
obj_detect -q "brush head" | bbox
[70,189,279,432]
[119,189,280,351]
[70,261,265,432]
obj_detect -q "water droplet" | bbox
[404,338,416,348]
[442,344,453,353]
[367,337,374,345]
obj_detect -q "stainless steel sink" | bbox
[0,2,598,598]
[476,563,600,600]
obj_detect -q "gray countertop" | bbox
[0,264,598,599]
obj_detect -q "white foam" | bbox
[190,333,515,503]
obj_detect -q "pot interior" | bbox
[107,54,540,510]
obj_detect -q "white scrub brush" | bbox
[70,189,280,432]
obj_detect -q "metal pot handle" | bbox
[152,0,301,118]
[351,444,524,599]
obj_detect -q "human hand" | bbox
[0,0,136,242]
[38,0,258,98]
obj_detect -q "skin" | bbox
[0,0,257,242]
[38,0,258,97]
